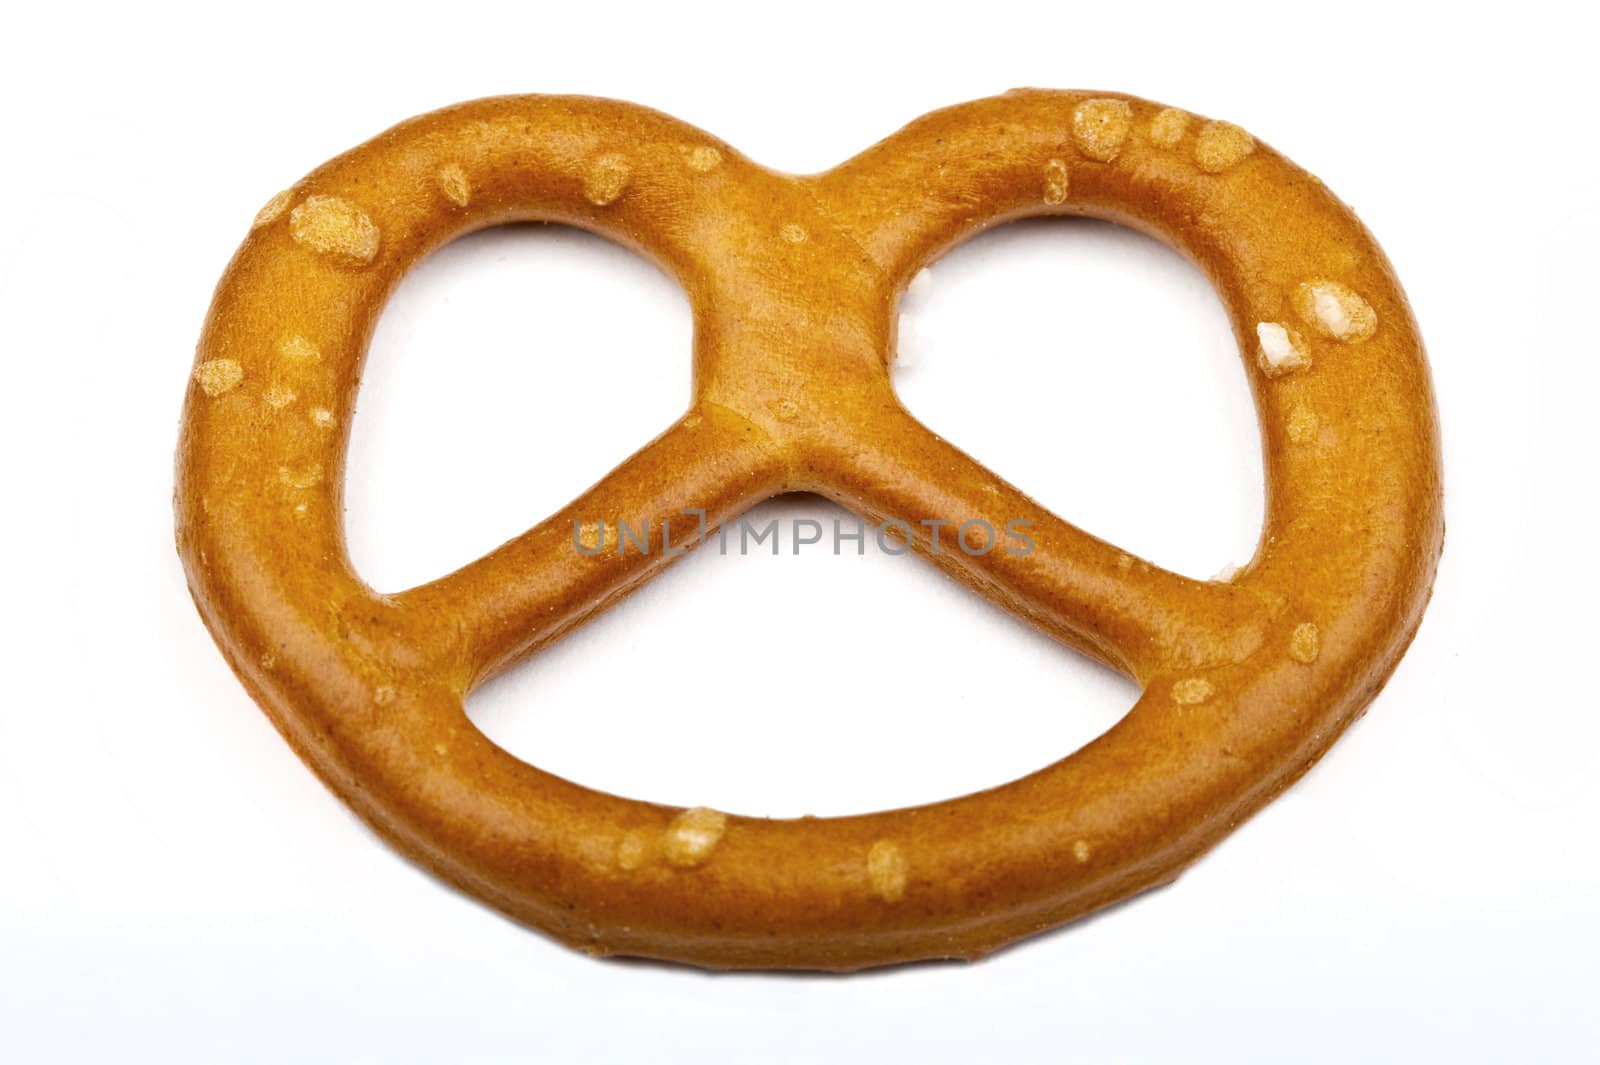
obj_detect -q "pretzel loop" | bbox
[176,91,1443,970]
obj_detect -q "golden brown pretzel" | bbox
[175,90,1443,970]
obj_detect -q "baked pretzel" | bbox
[175,91,1443,970]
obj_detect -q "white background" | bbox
[3,1,1596,1061]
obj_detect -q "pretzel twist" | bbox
[176,91,1443,970]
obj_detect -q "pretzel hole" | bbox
[345,223,691,593]
[893,216,1264,580]
[466,493,1137,818]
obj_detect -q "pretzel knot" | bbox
[176,91,1443,970]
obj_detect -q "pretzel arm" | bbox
[394,407,786,688]
[813,403,1257,682]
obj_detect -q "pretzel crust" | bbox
[175,91,1443,970]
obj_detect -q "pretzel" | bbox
[175,90,1443,970]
